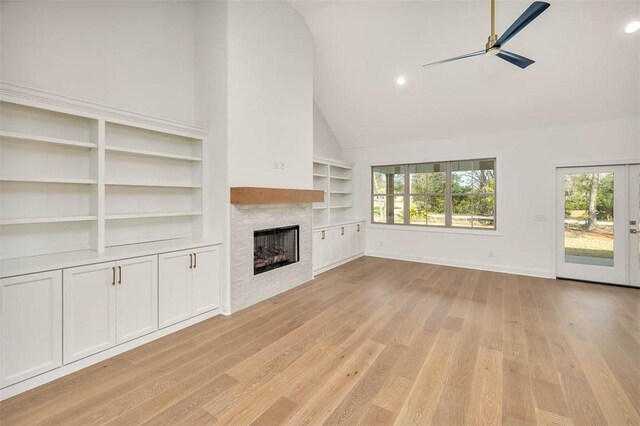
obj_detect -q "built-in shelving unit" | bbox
[312,157,354,227]
[0,90,208,260]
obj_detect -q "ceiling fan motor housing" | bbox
[486,34,499,51]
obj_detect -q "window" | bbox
[371,159,496,229]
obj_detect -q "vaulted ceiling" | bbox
[290,0,640,149]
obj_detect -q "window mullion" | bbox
[445,161,452,227]
[404,165,410,225]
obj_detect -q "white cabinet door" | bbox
[0,271,62,387]
[320,230,332,268]
[191,246,220,316]
[116,256,158,344]
[312,230,323,271]
[347,224,358,258]
[356,222,365,254]
[330,228,342,263]
[159,250,192,329]
[63,262,116,364]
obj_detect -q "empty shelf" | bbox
[0,131,96,149]
[106,146,202,162]
[0,215,98,225]
[106,211,202,220]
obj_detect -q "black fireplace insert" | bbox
[253,225,299,275]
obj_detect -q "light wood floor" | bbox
[1,257,639,425]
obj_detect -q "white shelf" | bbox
[330,191,352,194]
[330,205,352,209]
[313,206,327,210]
[313,174,328,178]
[0,177,97,185]
[105,181,201,189]
[0,131,96,149]
[329,176,351,180]
[0,216,97,225]
[1,96,207,261]
[106,211,202,220]
[106,146,202,162]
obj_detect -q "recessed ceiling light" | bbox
[396,76,406,86]
[625,21,640,34]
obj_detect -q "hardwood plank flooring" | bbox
[1,257,639,425]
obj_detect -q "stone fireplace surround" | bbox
[230,203,312,312]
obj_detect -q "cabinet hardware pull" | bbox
[112,267,116,286]
[118,266,122,284]
[189,253,193,269]
[321,230,325,240]
[194,253,197,268]
[341,227,344,236]
[357,224,360,232]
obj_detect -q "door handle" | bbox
[357,224,360,232]
[194,252,197,269]
[189,253,193,269]
[112,267,116,286]
[321,230,325,240]
[341,227,345,236]
[118,266,122,284]
[631,229,638,234]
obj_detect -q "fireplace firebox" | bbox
[253,225,299,275]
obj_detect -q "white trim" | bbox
[313,218,365,230]
[0,239,222,279]
[0,81,209,138]
[366,251,549,279]
[366,223,502,237]
[0,307,221,401]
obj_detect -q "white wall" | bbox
[346,118,640,277]
[314,101,343,160]
[227,1,313,189]
[194,0,231,312]
[0,1,196,124]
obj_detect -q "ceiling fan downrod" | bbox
[486,0,499,51]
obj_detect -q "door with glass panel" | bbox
[556,165,631,285]
[629,165,639,286]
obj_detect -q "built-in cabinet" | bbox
[0,93,207,260]
[313,157,354,227]
[0,271,62,388]
[63,255,158,364]
[0,242,220,399]
[159,245,220,328]
[313,221,365,273]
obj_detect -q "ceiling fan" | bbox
[423,0,550,69]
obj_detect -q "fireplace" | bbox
[254,225,300,275]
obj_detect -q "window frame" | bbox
[371,158,497,231]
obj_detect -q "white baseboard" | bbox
[0,308,221,401]
[313,253,365,277]
[365,250,550,279]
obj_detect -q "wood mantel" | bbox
[230,187,324,205]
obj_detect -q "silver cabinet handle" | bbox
[357,224,360,232]
[189,253,193,269]
[194,252,197,269]
[341,227,345,236]
[118,266,122,284]
[112,267,116,286]
[631,229,638,234]
[321,230,325,240]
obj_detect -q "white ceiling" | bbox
[290,0,640,149]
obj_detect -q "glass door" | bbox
[629,165,640,287]
[556,166,627,285]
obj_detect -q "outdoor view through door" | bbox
[563,171,614,267]
[556,164,639,287]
